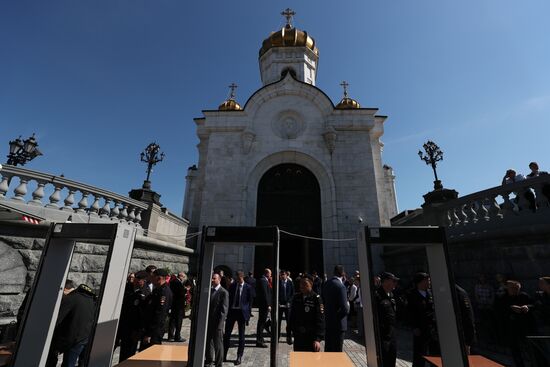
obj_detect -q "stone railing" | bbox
[0,165,147,226]
[439,175,550,228]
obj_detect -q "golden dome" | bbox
[336,97,361,109]
[259,24,318,57]
[218,82,242,111]
[335,81,360,109]
[218,99,242,111]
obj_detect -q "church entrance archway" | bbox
[255,163,323,277]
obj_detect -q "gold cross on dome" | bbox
[228,83,238,100]
[281,8,296,26]
[340,81,349,97]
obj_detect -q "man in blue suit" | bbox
[223,270,253,366]
[278,270,294,345]
[322,265,350,352]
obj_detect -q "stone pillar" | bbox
[421,188,459,226]
[182,165,198,220]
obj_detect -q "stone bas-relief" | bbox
[272,113,306,140]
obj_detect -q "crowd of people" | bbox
[501,161,549,211]
[116,265,194,362]
[21,260,548,367]
[369,271,550,367]
[42,265,194,366]
[471,274,550,367]
[206,265,353,367]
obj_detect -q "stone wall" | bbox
[0,233,192,319]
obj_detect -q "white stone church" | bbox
[183,11,397,277]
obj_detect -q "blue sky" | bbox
[1,1,549,215]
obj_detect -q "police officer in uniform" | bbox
[375,272,399,367]
[407,272,439,367]
[289,275,325,352]
[141,268,173,349]
[118,271,150,361]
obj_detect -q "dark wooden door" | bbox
[255,164,323,277]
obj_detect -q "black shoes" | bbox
[286,338,293,345]
[235,356,242,365]
[174,337,186,343]
[256,342,268,348]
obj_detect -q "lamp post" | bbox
[418,140,444,190]
[140,142,165,190]
[6,134,43,166]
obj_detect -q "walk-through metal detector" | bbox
[357,226,468,367]
[10,222,136,367]
[189,226,280,367]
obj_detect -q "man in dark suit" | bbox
[244,271,256,319]
[279,270,294,345]
[168,272,187,342]
[223,271,253,365]
[256,268,272,347]
[407,272,439,367]
[322,265,350,352]
[205,273,229,367]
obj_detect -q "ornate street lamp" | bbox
[140,142,165,190]
[6,134,43,166]
[418,140,444,190]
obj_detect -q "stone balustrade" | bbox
[0,164,147,226]
[439,175,550,228]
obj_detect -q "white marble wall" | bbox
[259,47,318,86]
[185,73,393,275]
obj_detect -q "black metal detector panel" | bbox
[189,226,280,367]
[10,223,136,367]
[357,226,468,367]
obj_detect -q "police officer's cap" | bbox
[380,272,399,281]
[302,274,314,283]
[135,270,148,280]
[153,268,169,277]
[413,272,430,284]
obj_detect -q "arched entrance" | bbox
[254,163,323,277]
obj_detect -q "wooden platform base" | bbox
[424,355,505,367]
[115,345,188,367]
[289,351,355,367]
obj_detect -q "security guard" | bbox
[141,268,173,349]
[455,284,476,354]
[407,272,439,367]
[288,275,325,352]
[118,271,149,362]
[375,272,399,367]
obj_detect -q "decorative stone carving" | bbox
[271,111,305,139]
[0,240,27,294]
[323,127,337,154]
[241,130,256,155]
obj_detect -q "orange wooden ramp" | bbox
[289,351,355,367]
[115,345,188,367]
[424,355,505,367]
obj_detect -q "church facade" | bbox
[183,12,397,276]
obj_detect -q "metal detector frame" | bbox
[357,226,468,367]
[10,222,136,367]
[189,226,280,367]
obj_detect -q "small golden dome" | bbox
[259,24,318,58]
[336,97,361,109]
[218,82,242,111]
[218,99,242,111]
[335,81,360,109]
